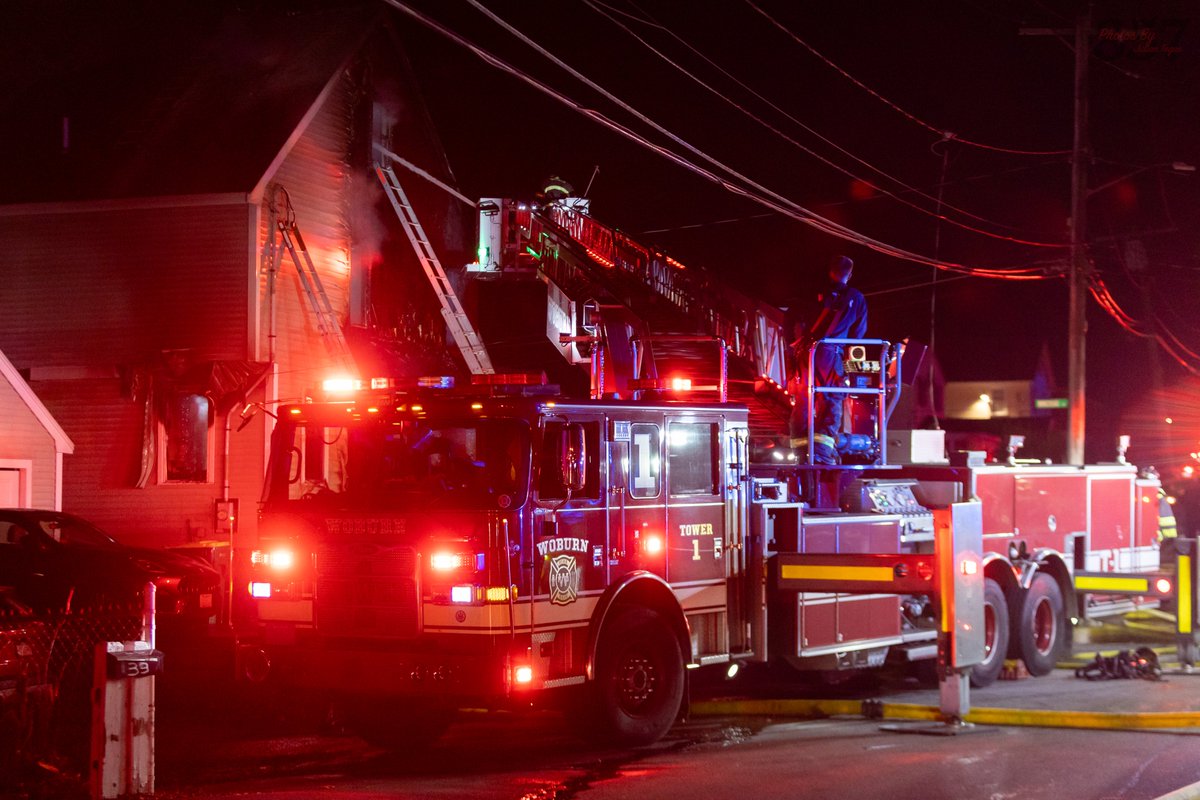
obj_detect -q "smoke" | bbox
[347,170,388,269]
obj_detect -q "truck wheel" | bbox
[1017,573,1066,676]
[593,607,685,746]
[969,578,1010,687]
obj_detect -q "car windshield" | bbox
[13,514,120,548]
[272,417,530,510]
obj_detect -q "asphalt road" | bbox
[145,663,1200,800]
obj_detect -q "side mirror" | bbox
[559,423,587,493]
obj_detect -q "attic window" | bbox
[159,393,213,483]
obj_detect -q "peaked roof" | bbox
[0,1,379,204]
[0,350,74,454]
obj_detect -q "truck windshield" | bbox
[271,417,530,510]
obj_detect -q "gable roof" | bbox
[0,1,379,204]
[0,350,74,454]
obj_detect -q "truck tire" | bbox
[969,578,1010,687]
[1016,572,1066,677]
[592,606,685,746]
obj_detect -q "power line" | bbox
[584,0,1066,248]
[640,157,1067,233]
[383,0,1050,280]
[743,0,1072,157]
[640,211,776,235]
[448,0,1053,279]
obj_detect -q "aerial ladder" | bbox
[476,198,902,464]
[263,185,355,373]
[375,157,494,376]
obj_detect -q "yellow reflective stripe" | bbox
[781,564,895,582]
[1179,555,1192,635]
[1074,575,1149,593]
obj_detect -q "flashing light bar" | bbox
[470,372,548,386]
[251,548,296,570]
[323,377,362,394]
[629,377,712,392]
[443,584,517,605]
[430,551,486,572]
[417,376,455,389]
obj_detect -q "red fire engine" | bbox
[235,175,1177,745]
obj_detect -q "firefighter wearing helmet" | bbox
[785,255,868,465]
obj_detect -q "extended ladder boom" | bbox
[376,163,494,375]
[530,203,790,387]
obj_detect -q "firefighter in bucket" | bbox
[785,255,868,465]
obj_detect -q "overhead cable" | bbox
[438,0,1051,278]
[590,0,1064,246]
[743,0,1072,157]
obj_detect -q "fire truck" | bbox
[236,172,1175,746]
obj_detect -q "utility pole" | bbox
[1021,9,1090,464]
[1066,8,1090,466]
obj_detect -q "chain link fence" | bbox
[0,595,145,792]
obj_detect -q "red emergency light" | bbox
[470,372,548,386]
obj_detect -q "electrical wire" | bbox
[640,211,776,235]
[1088,271,1200,375]
[743,0,1072,156]
[584,0,1066,248]
[640,157,1066,232]
[412,0,1051,279]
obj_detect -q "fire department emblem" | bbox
[548,554,581,606]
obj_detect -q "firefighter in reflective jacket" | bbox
[785,255,868,465]
[1159,487,1178,542]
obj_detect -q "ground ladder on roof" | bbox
[264,185,355,373]
[376,163,495,375]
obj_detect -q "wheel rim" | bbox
[983,602,997,662]
[616,651,659,714]
[1033,596,1056,655]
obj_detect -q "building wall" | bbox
[0,376,59,509]
[0,40,461,547]
[258,69,355,406]
[0,200,255,545]
[0,201,251,366]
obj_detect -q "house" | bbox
[0,2,469,547]
[0,349,74,510]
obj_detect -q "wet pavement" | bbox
[17,624,1200,800]
[140,650,1200,800]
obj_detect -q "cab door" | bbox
[664,416,726,584]
[533,416,607,606]
[606,415,667,580]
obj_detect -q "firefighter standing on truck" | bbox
[785,255,868,465]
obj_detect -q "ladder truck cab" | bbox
[242,375,753,746]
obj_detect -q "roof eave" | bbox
[0,350,75,454]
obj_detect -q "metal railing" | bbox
[530,204,792,388]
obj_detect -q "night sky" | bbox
[387,0,1200,461]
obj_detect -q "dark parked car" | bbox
[0,509,220,623]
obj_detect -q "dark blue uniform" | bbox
[786,279,868,463]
